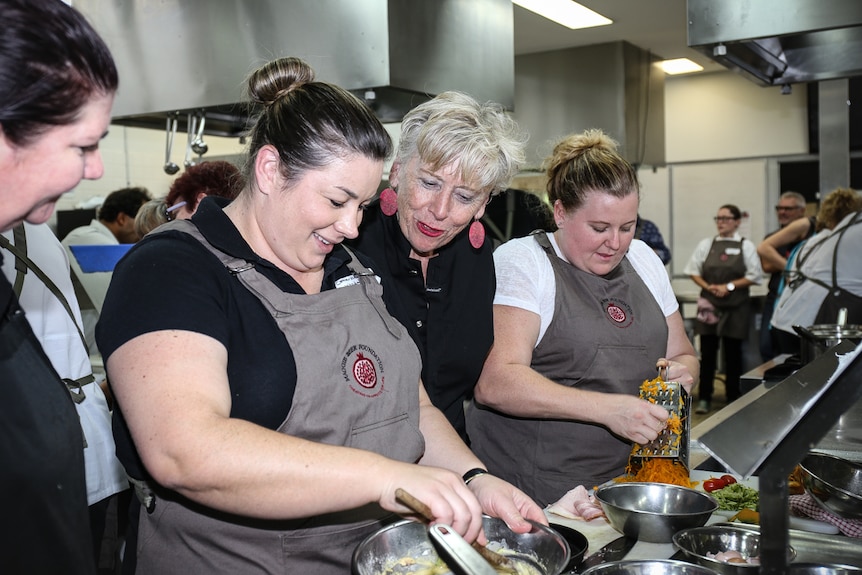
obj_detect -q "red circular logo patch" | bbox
[601,298,634,328]
[341,344,385,397]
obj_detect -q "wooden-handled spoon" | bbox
[395,488,516,573]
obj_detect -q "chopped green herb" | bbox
[711,483,759,511]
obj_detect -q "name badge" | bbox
[335,275,360,289]
[334,272,381,289]
[724,247,741,255]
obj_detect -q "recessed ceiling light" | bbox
[658,58,704,75]
[513,0,613,30]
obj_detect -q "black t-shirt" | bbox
[0,267,96,574]
[97,197,370,479]
[348,207,495,439]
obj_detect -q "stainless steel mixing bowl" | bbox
[581,559,721,575]
[351,515,570,575]
[594,482,718,543]
[799,452,862,519]
[673,525,797,575]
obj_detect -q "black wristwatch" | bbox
[462,468,489,485]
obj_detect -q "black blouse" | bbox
[349,207,495,440]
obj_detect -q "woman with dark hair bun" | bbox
[98,57,543,574]
[0,0,118,572]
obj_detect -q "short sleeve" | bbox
[96,232,232,362]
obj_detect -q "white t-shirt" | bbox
[682,232,763,284]
[772,211,862,333]
[1,223,127,505]
[494,233,679,344]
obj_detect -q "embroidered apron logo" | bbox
[341,344,384,397]
[601,298,634,328]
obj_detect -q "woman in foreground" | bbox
[467,129,698,506]
[99,57,543,574]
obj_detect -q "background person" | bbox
[770,187,862,355]
[134,199,170,238]
[684,204,763,414]
[349,91,527,440]
[466,129,698,506]
[1,222,129,568]
[635,214,671,265]
[0,0,118,571]
[97,57,543,575]
[62,186,151,353]
[163,159,244,220]
[756,191,814,360]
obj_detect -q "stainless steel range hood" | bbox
[73,0,514,136]
[687,0,862,86]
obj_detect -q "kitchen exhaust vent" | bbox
[687,0,862,86]
[73,0,514,136]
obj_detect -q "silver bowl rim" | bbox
[799,452,862,503]
[595,482,720,517]
[672,525,797,567]
[581,558,725,575]
[352,515,572,574]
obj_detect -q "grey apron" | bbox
[467,232,667,506]
[134,221,425,574]
[697,238,750,340]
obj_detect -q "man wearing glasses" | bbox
[757,191,814,360]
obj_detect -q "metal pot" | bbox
[793,324,862,364]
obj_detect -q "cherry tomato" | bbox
[703,479,724,492]
[720,474,738,486]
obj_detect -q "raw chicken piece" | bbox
[547,486,606,521]
[707,550,759,565]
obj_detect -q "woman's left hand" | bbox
[655,358,695,394]
[466,474,547,540]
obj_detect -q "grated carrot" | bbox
[615,458,696,488]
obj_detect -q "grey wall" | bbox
[513,41,665,170]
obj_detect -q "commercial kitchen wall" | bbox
[58,69,813,287]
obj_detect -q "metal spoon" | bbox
[184,112,196,169]
[394,488,516,573]
[191,110,208,155]
[163,114,180,175]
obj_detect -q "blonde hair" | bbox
[816,187,862,232]
[395,91,527,196]
[543,129,639,213]
[134,199,168,238]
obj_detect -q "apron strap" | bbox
[10,225,27,296]
[340,244,404,337]
[163,220,405,337]
[0,225,91,355]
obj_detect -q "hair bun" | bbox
[246,57,315,107]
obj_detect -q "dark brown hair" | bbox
[0,0,118,147]
[242,57,391,189]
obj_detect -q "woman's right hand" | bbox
[601,394,671,445]
[377,463,485,543]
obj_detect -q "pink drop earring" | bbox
[379,187,398,216]
[468,219,485,249]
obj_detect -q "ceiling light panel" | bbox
[513,0,613,30]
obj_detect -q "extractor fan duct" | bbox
[688,0,862,86]
[74,0,514,137]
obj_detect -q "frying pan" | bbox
[549,524,588,573]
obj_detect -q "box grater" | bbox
[629,368,690,470]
